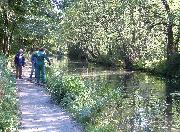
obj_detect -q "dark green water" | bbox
[56,57,180,131]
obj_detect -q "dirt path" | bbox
[17,66,82,132]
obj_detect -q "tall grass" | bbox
[46,68,124,132]
[0,55,18,132]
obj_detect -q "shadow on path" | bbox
[17,70,82,132]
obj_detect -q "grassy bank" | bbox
[46,68,123,131]
[0,55,18,132]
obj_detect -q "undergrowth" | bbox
[46,68,123,132]
[0,55,18,132]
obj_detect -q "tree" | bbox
[0,0,26,54]
[161,0,177,59]
[0,0,62,55]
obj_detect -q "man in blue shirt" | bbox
[14,49,25,79]
[29,50,37,79]
[34,48,51,84]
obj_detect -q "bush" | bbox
[46,69,86,105]
[0,55,18,132]
[134,54,180,78]
[95,54,116,67]
[46,67,123,131]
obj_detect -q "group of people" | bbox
[14,48,51,84]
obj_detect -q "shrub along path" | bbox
[17,65,82,132]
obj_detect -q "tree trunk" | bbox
[161,0,177,59]
[8,21,16,55]
[2,7,9,55]
[121,4,135,70]
[122,43,133,70]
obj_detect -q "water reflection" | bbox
[56,57,180,131]
[165,80,173,132]
[165,79,180,131]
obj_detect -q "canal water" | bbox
[55,57,180,131]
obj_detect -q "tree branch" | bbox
[148,22,167,30]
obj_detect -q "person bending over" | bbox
[34,48,51,84]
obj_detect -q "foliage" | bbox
[1,0,179,75]
[134,53,180,78]
[46,63,180,131]
[0,55,18,131]
[59,0,180,70]
[47,66,126,131]
[0,0,179,76]
[52,0,76,9]
[0,0,62,55]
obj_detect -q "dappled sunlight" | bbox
[1,0,180,131]
[17,66,82,132]
[19,111,72,130]
[47,59,180,131]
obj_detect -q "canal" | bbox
[53,57,180,131]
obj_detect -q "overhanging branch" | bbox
[148,22,167,30]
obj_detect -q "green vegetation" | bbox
[46,64,180,131]
[0,55,18,132]
[0,0,61,55]
[60,0,180,71]
[134,54,180,78]
[0,0,180,131]
[46,68,121,131]
[0,0,179,74]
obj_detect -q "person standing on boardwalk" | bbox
[29,49,37,80]
[34,48,51,84]
[14,49,25,79]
